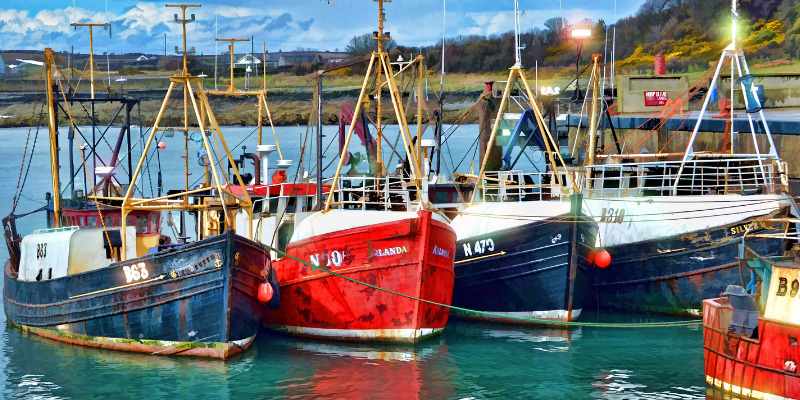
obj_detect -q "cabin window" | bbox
[433,191,450,204]
[136,216,148,233]
[88,216,98,226]
[285,197,297,214]
[150,215,159,232]
[127,216,135,227]
[268,198,279,214]
[103,216,114,227]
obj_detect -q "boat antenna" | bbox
[214,10,218,90]
[69,21,111,99]
[513,0,522,67]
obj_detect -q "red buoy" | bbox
[595,250,611,268]
[157,141,166,150]
[587,250,596,265]
[258,282,274,302]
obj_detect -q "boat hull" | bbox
[592,217,785,315]
[3,231,269,359]
[451,214,597,323]
[264,210,456,343]
[703,297,800,399]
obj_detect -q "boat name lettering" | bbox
[432,246,449,258]
[551,234,562,244]
[463,239,495,257]
[123,262,150,283]
[777,277,800,297]
[600,208,625,224]
[36,243,47,259]
[730,221,762,236]
[375,246,408,257]
[309,249,353,269]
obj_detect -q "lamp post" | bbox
[570,28,592,104]
[198,73,208,88]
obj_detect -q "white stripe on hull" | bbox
[583,194,791,248]
[452,308,581,322]
[705,374,790,400]
[269,325,443,342]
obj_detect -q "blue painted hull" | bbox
[451,215,598,322]
[4,230,269,359]
[590,218,786,315]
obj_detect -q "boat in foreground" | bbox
[4,227,267,359]
[266,207,455,342]
[3,9,274,359]
[258,0,456,342]
[703,245,800,398]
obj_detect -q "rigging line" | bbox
[18,125,43,206]
[270,98,314,243]
[259,242,701,328]
[12,67,45,214]
[440,93,486,146]
[9,205,49,219]
[17,194,48,205]
[55,73,114,254]
[458,205,785,224]
[599,59,721,154]
[454,134,480,172]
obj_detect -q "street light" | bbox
[570,28,592,103]
[198,73,208,88]
[245,66,252,90]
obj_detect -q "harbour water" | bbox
[0,125,716,399]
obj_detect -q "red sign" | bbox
[644,91,669,106]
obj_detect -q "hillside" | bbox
[392,0,800,76]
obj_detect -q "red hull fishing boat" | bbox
[255,0,456,342]
[703,245,800,398]
[268,209,454,341]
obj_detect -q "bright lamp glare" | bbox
[571,29,592,39]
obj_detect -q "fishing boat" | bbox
[447,1,598,323]
[2,5,275,359]
[703,243,800,398]
[579,0,797,315]
[257,0,456,342]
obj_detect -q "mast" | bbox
[44,48,62,228]
[324,0,426,211]
[586,54,602,167]
[117,4,254,259]
[374,0,387,175]
[69,23,110,100]
[674,0,777,192]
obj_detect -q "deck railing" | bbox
[322,176,418,211]
[480,170,574,202]
[584,157,783,198]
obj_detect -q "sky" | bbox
[1,0,645,55]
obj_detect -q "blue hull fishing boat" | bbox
[447,4,598,323]
[451,201,597,321]
[4,228,267,358]
[3,7,276,359]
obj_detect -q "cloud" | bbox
[0,1,645,53]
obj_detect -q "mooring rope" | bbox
[258,242,703,328]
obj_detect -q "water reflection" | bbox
[0,307,708,399]
[272,334,456,399]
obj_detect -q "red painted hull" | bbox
[264,210,456,342]
[703,297,800,399]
